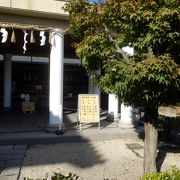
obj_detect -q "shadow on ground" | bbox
[0,109,48,133]
[0,108,114,171]
[1,108,179,173]
[130,110,180,172]
[63,109,117,130]
[156,143,180,172]
[19,109,106,174]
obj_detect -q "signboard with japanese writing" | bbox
[78,94,100,123]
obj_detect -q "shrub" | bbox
[24,172,79,180]
[140,166,180,180]
[158,116,180,130]
[51,172,79,180]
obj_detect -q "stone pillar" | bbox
[88,70,101,107]
[107,94,119,121]
[119,45,134,128]
[94,85,100,107]
[3,54,12,110]
[48,30,64,132]
[88,75,94,94]
[120,103,134,128]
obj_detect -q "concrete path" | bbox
[0,126,144,146]
[0,145,27,180]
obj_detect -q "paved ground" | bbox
[0,145,27,180]
[0,125,144,180]
[0,125,144,145]
[0,110,48,133]
[0,110,119,133]
[0,109,179,180]
[0,133,180,180]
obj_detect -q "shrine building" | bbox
[0,0,129,132]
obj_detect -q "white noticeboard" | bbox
[78,94,100,131]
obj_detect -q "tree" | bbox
[64,0,180,173]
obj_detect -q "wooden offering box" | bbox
[22,102,35,113]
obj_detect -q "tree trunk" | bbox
[143,106,158,173]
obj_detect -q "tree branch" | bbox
[103,24,131,64]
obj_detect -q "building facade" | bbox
[0,0,122,132]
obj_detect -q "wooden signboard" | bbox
[78,94,100,130]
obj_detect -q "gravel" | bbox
[19,139,180,180]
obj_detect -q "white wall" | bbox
[0,0,68,15]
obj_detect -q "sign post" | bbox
[78,94,100,131]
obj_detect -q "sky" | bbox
[89,0,100,3]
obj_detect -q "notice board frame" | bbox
[77,94,100,131]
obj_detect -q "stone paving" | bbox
[0,145,27,180]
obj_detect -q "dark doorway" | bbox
[11,59,49,111]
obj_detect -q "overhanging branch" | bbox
[103,24,131,64]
